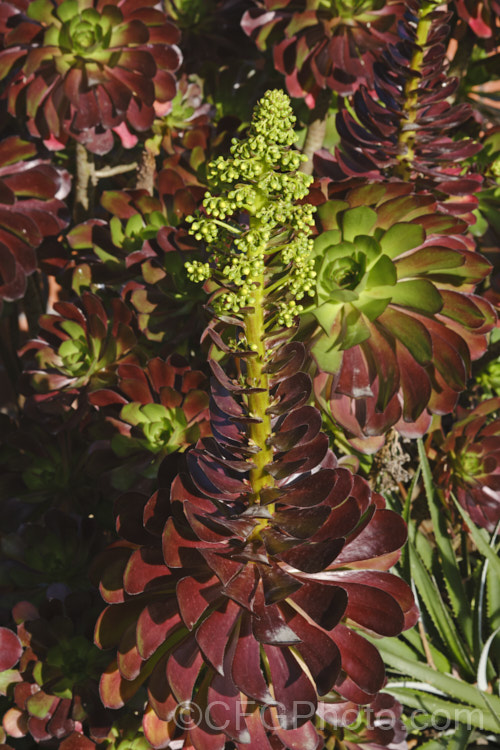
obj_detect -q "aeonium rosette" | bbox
[429,398,500,532]
[88,355,210,483]
[242,0,403,104]
[22,292,137,393]
[0,596,111,748]
[301,183,495,449]
[94,90,417,749]
[0,0,181,153]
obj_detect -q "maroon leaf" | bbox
[0,627,22,670]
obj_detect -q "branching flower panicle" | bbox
[185,89,317,328]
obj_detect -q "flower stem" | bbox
[393,1,437,181]
[244,224,274,506]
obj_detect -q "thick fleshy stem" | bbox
[394,0,440,180]
[244,265,274,505]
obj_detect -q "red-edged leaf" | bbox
[333,624,385,695]
[0,628,22,670]
[263,645,317,730]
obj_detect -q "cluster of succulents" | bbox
[0,0,182,153]
[1,1,500,749]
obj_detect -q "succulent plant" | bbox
[0,509,102,603]
[89,354,210,481]
[317,693,407,750]
[430,398,500,532]
[23,291,137,392]
[0,134,69,307]
[242,0,403,103]
[302,183,495,444]
[0,0,181,153]
[0,596,111,747]
[455,0,500,38]
[94,90,416,750]
[316,0,483,218]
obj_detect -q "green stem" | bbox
[243,220,274,508]
[393,1,437,181]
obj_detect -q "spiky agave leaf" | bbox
[0,0,181,154]
[0,134,69,306]
[94,90,416,749]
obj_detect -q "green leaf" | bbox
[451,495,500,582]
[477,626,500,691]
[379,309,432,365]
[417,441,474,649]
[312,230,342,259]
[0,669,21,695]
[380,222,425,258]
[390,279,443,314]
[310,336,343,375]
[312,302,343,333]
[340,309,371,349]
[364,253,397,289]
[341,207,377,241]
[27,0,55,22]
[120,402,144,426]
[125,213,145,238]
[317,201,348,231]
[60,320,85,339]
[408,538,474,676]
[375,638,500,728]
[57,0,79,22]
[355,295,392,321]
[141,403,170,423]
[388,686,496,732]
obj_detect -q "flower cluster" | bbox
[185,89,317,325]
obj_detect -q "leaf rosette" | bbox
[0,135,69,306]
[316,0,482,218]
[430,398,500,532]
[22,292,137,392]
[0,0,181,153]
[242,0,403,102]
[89,355,210,481]
[0,596,110,747]
[305,184,495,444]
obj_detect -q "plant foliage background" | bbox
[0,1,500,749]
